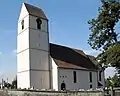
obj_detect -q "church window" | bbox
[21,20,24,30]
[99,71,102,81]
[90,84,92,88]
[36,18,42,30]
[61,82,66,90]
[73,71,77,83]
[89,72,92,82]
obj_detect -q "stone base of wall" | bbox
[0,89,104,96]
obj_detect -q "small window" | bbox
[36,18,42,29]
[21,20,24,30]
[90,84,92,88]
[73,71,77,83]
[99,71,102,81]
[89,72,92,82]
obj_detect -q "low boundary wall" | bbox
[0,89,104,96]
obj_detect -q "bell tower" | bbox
[17,3,51,89]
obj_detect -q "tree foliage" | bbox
[106,74,120,87]
[11,76,17,89]
[88,0,120,70]
[1,77,17,89]
[98,43,120,69]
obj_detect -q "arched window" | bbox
[61,83,66,90]
[73,71,77,83]
[89,72,92,82]
[36,18,42,30]
[99,71,102,81]
[21,20,24,30]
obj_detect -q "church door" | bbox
[61,83,66,90]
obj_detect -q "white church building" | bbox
[17,3,105,91]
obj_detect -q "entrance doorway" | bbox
[61,82,66,90]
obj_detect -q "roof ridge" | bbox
[24,2,42,11]
[50,43,83,52]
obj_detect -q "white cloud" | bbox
[1,72,16,83]
[0,71,16,83]
[105,67,116,78]
[85,50,116,78]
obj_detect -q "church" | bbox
[17,3,105,91]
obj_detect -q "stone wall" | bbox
[0,89,104,96]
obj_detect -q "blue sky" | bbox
[0,0,115,82]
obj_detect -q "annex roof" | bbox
[50,43,98,70]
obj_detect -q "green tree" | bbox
[11,76,17,89]
[88,0,120,72]
[106,74,120,87]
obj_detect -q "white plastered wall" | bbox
[51,58,58,91]
[58,68,98,90]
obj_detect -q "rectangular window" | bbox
[73,71,77,83]
[90,84,92,88]
[36,18,42,30]
[21,20,24,30]
[89,72,92,82]
[99,71,101,81]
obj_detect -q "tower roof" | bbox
[24,3,48,20]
